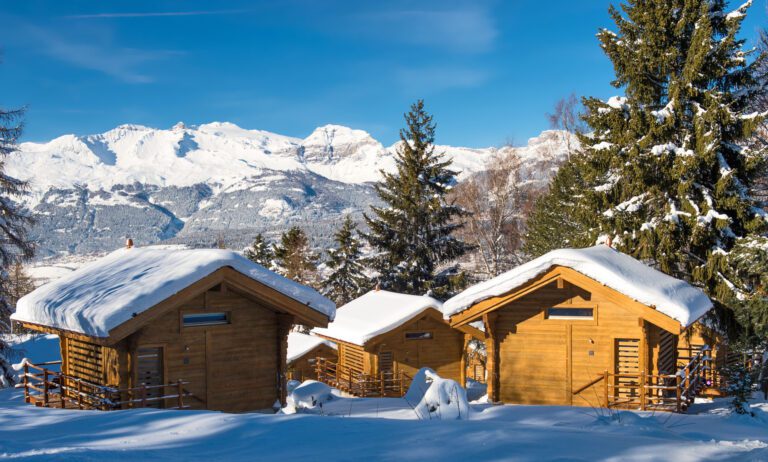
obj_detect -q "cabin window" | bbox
[546,307,594,320]
[405,331,433,340]
[182,312,230,327]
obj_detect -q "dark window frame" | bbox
[404,331,434,341]
[546,307,594,320]
[182,311,231,327]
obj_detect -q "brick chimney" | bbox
[126,238,134,249]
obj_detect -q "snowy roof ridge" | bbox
[287,332,337,363]
[312,290,443,345]
[442,246,712,327]
[12,247,335,338]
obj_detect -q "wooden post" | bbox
[43,369,49,407]
[399,372,404,397]
[380,371,385,397]
[675,374,682,413]
[177,380,184,409]
[141,384,147,408]
[603,370,609,408]
[348,368,353,394]
[77,379,83,409]
[684,365,690,400]
[22,362,29,402]
[639,370,646,411]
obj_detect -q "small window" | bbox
[405,331,433,340]
[183,312,230,327]
[546,307,594,320]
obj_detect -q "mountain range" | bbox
[8,122,574,258]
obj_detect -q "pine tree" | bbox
[527,0,767,338]
[324,215,369,306]
[273,226,319,286]
[364,100,470,299]
[244,233,274,269]
[524,158,594,257]
[0,104,34,387]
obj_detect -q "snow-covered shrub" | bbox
[404,368,470,420]
[285,380,334,413]
[286,380,302,394]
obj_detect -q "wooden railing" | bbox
[17,360,194,411]
[315,357,410,397]
[573,346,714,412]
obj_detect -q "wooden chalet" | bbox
[11,244,335,412]
[442,245,719,412]
[313,290,481,397]
[287,332,337,382]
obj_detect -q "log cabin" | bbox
[287,332,337,382]
[312,290,481,396]
[11,245,335,412]
[442,245,718,411]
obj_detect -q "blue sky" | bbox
[1,0,766,147]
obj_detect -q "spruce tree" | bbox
[273,226,319,286]
[244,233,274,269]
[0,104,34,387]
[524,158,594,257]
[364,100,470,299]
[323,215,369,306]
[529,0,767,337]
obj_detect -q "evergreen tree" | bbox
[244,233,274,269]
[527,0,767,338]
[273,226,319,286]
[0,103,34,387]
[323,215,369,306]
[364,100,470,299]
[524,158,594,257]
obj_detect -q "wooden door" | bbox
[498,326,568,405]
[614,338,641,402]
[136,346,164,408]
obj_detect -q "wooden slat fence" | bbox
[17,360,194,411]
[315,357,410,397]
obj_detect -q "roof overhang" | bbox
[448,265,692,335]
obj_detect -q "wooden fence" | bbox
[17,360,193,411]
[315,358,410,397]
[573,345,713,412]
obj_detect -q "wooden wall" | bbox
[125,284,287,412]
[491,280,663,407]
[288,344,337,382]
[364,312,464,382]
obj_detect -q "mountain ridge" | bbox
[8,123,574,258]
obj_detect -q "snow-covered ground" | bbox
[3,335,767,461]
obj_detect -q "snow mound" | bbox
[443,245,712,327]
[285,380,334,412]
[12,247,335,337]
[404,368,470,420]
[313,290,442,345]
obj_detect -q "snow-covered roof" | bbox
[442,246,712,327]
[287,332,337,363]
[12,247,335,338]
[312,290,443,345]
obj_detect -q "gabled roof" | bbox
[287,332,336,363]
[442,246,712,328]
[312,290,443,345]
[12,247,335,338]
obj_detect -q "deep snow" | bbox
[312,290,442,345]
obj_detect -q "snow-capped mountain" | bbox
[8,122,574,257]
